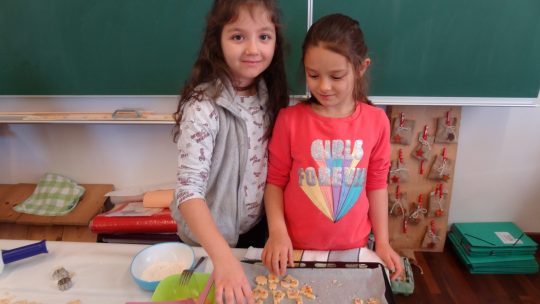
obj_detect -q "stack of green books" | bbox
[448,222,538,274]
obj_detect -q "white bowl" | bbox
[130,242,195,291]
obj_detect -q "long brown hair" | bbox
[302,13,372,105]
[173,0,289,142]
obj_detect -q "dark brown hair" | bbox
[173,0,289,142]
[302,13,372,105]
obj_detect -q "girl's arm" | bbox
[179,198,253,304]
[367,188,403,280]
[175,98,254,304]
[262,184,294,276]
[262,109,293,275]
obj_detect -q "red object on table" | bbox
[89,202,177,233]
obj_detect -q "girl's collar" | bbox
[304,101,364,122]
[213,78,268,114]
[217,78,267,98]
[233,81,258,96]
[233,82,256,92]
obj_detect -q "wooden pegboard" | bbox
[386,106,461,252]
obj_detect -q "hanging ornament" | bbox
[389,149,409,184]
[412,125,434,161]
[408,194,427,225]
[428,184,447,217]
[435,110,459,143]
[388,185,407,217]
[428,147,453,182]
[391,112,416,145]
[421,220,441,249]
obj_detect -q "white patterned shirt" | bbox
[176,93,268,234]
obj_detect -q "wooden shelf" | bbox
[0,111,174,124]
[0,183,113,226]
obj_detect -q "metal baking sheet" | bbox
[241,262,394,304]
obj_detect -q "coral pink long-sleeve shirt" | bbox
[267,102,390,250]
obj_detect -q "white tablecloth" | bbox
[0,239,242,304]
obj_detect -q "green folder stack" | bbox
[448,222,538,274]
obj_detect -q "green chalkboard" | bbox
[0,0,306,95]
[316,0,540,98]
[1,0,539,98]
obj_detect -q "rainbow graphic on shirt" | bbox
[298,139,366,223]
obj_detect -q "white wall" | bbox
[1,104,539,232]
[450,106,540,232]
[0,123,178,189]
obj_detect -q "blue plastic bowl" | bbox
[130,242,195,291]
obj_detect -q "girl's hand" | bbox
[375,242,403,281]
[213,254,254,304]
[262,232,294,276]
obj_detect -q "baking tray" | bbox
[241,261,395,304]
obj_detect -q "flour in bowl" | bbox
[141,261,188,281]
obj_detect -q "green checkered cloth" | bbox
[13,173,85,216]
